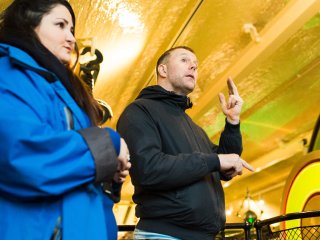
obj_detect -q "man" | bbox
[117,46,253,240]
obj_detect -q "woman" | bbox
[0,0,130,239]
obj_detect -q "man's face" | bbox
[164,48,198,95]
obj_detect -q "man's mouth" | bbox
[186,74,194,79]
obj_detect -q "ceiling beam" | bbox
[189,0,320,120]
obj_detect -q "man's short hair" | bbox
[156,46,195,76]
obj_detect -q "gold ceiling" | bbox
[1,0,320,225]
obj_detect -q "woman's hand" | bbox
[113,138,131,183]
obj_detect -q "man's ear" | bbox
[158,64,167,78]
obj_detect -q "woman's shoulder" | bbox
[0,43,42,70]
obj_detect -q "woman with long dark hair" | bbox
[0,1,130,239]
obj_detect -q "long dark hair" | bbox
[0,0,103,125]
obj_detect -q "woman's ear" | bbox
[158,64,167,78]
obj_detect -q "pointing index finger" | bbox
[227,77,239,96]
[240,159,255,172]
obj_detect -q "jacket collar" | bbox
[137,85,193,110]
[0,43,57,82]
[0,43,91,128]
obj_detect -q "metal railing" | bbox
[216,222,252,239]
[118,210,320,240]
[118,222,253,239]
[255,210,320,240]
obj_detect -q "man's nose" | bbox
[190,63,197,70]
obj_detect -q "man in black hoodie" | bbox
[117,46,253,240]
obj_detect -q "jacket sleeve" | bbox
[214,119,243,181]
[217,119,243,155]
[117,103,220,191]
[0,71,118,201]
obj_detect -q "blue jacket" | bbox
[0,44,120,240]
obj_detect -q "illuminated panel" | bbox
[284,162,320,231]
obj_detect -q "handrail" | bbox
[118,211,320,240]
[119,222,253,239]
[255,210,320,240]
[118,225,135,232]
[222,222,252,240]
[255,210,320,227]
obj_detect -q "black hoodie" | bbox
[117,85,242,240]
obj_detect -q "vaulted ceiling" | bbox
[1,0,320,226]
